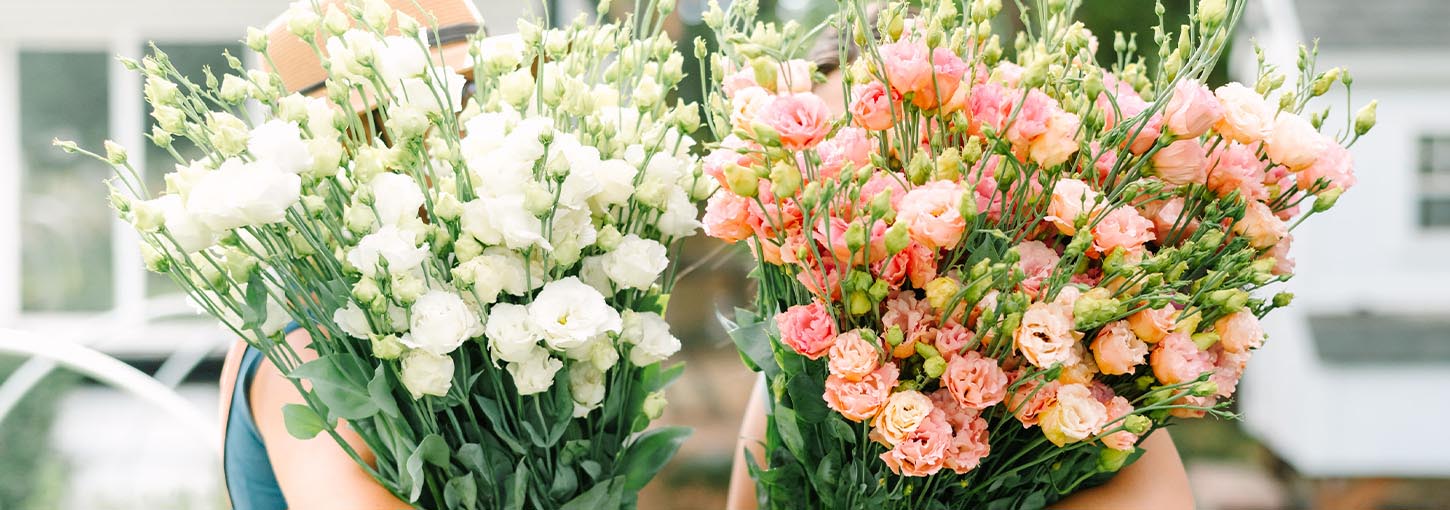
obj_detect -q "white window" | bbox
[1419,134,1450,228]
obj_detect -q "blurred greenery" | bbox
[0,356,76,510]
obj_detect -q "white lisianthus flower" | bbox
[369,172,425,227]
[497,68,535,106]
[460,109,519,158]
[459,196,551,250]
[477,33,525,70]
[483,303,541,363]
[602,234,668,290]
[397,71,467,116]
[634,153,688,209]
[578,256,613,298]
[547,207,597,266]
[564,337,620,372]
[656,190,702,239]
[138,195,216,253]
[401,290,483,355]
[507,351,562,395]
[283,1,321,38]
[306,97,341,138]
[346,225,430,277]
[590,159,638,210]
[569,364,607,417]
[621,310,681,367]
[206,112,251,156]
[377,34,430,85]
[400,349,454,399]
[186,159,301,231]
[325,29,380,80]
[307,137,344,178]
[453,247,535,303]
[333,300,374,339]
[528,277,622,351]
[247,120,311,175]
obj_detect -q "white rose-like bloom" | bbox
[620,310,681,367]
[477,33,525,70]
[402,290,484,355]
[602,234,668,290]
[324,29,380,80]
[528,277,622,351]
[569,364,607,417]
[460,196,550,250]
[564,337,620,372]
[396,70,467,116]
[1041,383,1109,445]
[547,207,597,265]
[369,172,425,227]
[656,190,702,239]
[306,96,341,138]
[377,34,429,85]
[333,300,374,339]
[507,351,563,395]
[634,153,688,209]
[347,225,430,278]
[497,68,535,106]
[186,158,301,231]
[483,303,541,363]
[401,349,454,399]
[143,195,217,253]
[457,247,540,303]
[590,159,638,210]
[460,109,519,159]
[504,117,553,163]
[247,120,311,174]
[578,255,614,296]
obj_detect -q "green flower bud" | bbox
[724,163,759,198]
[906,152,933,185]
[1197,0,1228,27]
[1272,292,1294,308]
[870,188,895,219]
[868,278,891,303]
[1073,288,1122,331]
[848,291,872,315]
[1191,380,1219,397]
[455,236,483,262]
[769,162,802,198]
[1313,188,1343,212]
[884,221,910,254]
[371,334,405,360]
[1191,331,1220,351]
[935,148,963,181]
[1354,100,1378,136]
[1097,447,1134,473]
[1311,68,1341,97]
[1125,414,1152,435]
[750,57,779,93]
[885,325,904,347]
[845,219,868,253]
[923,356,947,379]
[643,391,667,420]
[915,341,941,360]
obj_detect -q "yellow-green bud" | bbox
[724,163,759,198]
[642,391,667,420]
[915,341,941,360]
[1073,288,1123,331]
[845,220,868,253]
[924,277,962,311]
[769,162,802,198]
[935,148,963,181]
[103,140,128,165]
[1097,447,1134,473]
[245,26,269,52]
[868,278,890,303]
[885,325,905,347]
[1311,68,1341,97]
[884,221,910,254]
[906,152,933,185]
[1354,100,1378,136]
[1272,292,1294,308]
[751,57,778,93]
[371,334,405,360]
[1313,187,1343,212]
[923,356,947,379]
[1197,0,1228,27]
[454,236,483,262]
[870,188,895,219]
[1191,380,1219,397]
[848,291,872,315]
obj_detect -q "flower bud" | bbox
[868,278,890,303]
[923,356,948,379]
[643,391,667,420]
[724,163,759,198]
[1073,287,1122,331]
[869,188,895,219]
[455,236,483,262]
[885,325,904,347]
[768,161,802,198]
[103,140,129,165]
[1191,380,1219,397]
[352,277,383,306]
[1192,331,1220,351]
[1097,447,1134,473]
[322,5,350,36]
[1272,292,1294,308]
[371,334,405,360]
[1197,0,1228,27]
[925,277,962,311]
[906,152,933,185]
[597,224,624,251]
[1313,187,1343,212]
[847,291,872,315]
[392,273,426,305]
[1354,100,1377,136]
[884,221,910,254]
[750,57,778,94]
[245,26,269,52]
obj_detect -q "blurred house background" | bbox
[1,0,1447,509]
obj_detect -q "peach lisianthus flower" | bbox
[941,350,1009,410]
[815,127,872,181]
[1151,139,1208,186]
[933,322,975,360]
[1098,395,1140,451]
[1007,373,1060,427]
[850,81,899,131]
[1091,206,1156,256]
[1039,383,1109,447]
[1091,320,1149,375]
[872,389,936,446]
[928,391,993,474]
[1297,141,1357,192]
[1029,109,1083,168]
[883,291,939,358]
[1058,343,1101,385]
[828,329,882,382]
[1233,200,1288,249]
[969,82,1015,136]
[1098,86,1162,154]
[1214,83,1274,144]
[1046,178,1100,235]
[879,409,952,477]
[1214,311,1264,354]
[1145,197,1199,245]
[1209,345,1251,398]
[1266,112,1327,171]
[1015,291,1082,368]
[824,363,899,422]
[1165,79,1224,138]
[1206,142,1270,201]
[760,92,834,151]
[1264,233,1295,275]
[910,47,968,110]
[702,193,754,244]
[898,180,968,250]
[1015,240,1061,298]
[729,85,775,132]
[1150,332,1214,385]
[776,301,837,360]
[879,40,932,97]
[1127,305,1176,343]
[1007,89,1055,148]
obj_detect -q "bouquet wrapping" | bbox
[64,0,714,508]
[700,0,1374,508]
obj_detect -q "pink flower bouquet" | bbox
[703,0,1374,507]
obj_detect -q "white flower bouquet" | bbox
[60,0,711,507]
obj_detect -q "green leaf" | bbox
[617,426,691,491]
[771,405,807,462]
[418,433,450,468]
[825,418,857,445]
[786,370,829,422]
[560,476,620,510]
[475,395,527,455]
[404,441,426,502]
[280,403,325,440]
[240,271,268,331]
[504,463,530,510]
[720,308,779,380]
[548,465,578,501]
[289,355,378,421]
[647,362,686,392]
[637,293,670,315]
[367,364,401,418]
[457,443,486,474]
[444,474,477,510]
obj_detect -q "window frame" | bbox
[1418,133,1450,229]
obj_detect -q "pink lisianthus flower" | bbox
[850,81,899,131]
[1006,89,1055,148]
[898,180,968,250]
[1098,395,1140,451]
[1091,206,1156,256]
[879,40,933,97]
[1213,310,1265,354]
[1144,197,1199,245]
[873,240,938,290]
[1127,305,1176,344]
[910,48,968,110]
[1214,83,1274,144]
[1209,344,1251,398]
[1266,112,1327,171]
[760,92,834,151]
[968,82,1015,136]
[872,389,936,446]
[776,301,837,359]
[1150,332,1214,385]
[1091,320,1150,375]
[880,409,951,477]
[824,363,899,422]
[702,192,754,244]
[933,322,975,360]
[1007,375,1059,427]
[1039,383,1109,447]
[828,329,882,382]
[1296,141,1357,192]
[941,350,1009,410]
[1151,139,1209,186]
[1264,233,1295,275]
[1046,178,1100,235]
[1015,292,1082,368]
[883,291,939,358]
[930,390,994,474]
[1164,79,1224,138]
[1206,142,1270,201]
[1029,109,1082,167]
[1015,240,1061,298]
[815,126,873,181]
[1233,200,1288,249]
[1098,85,1163,154]
[730,86,776,133]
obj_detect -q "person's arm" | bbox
[726,377,768,510]
[1050,429,1194,510]
[251,329,410,510]
[726,378,1192,510]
